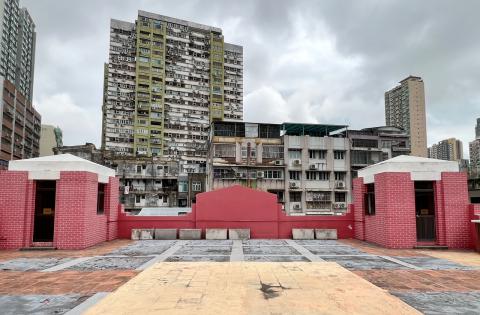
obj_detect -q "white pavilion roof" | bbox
[358,155,459,184]
[8,154,115,183]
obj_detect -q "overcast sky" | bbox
[23,0,480,157]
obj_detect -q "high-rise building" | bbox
[385,75,427,157]
[475,118,480,140]
[39,125,63,156]
[428,138,463,162]
[470,119,480,169]
[0,78,41,167]
[0,1,40,168]
[0,0,36,101]
[102,11,243,165]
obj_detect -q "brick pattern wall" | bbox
[0,171,34,249]
[352,177,365,240]
[440,172,472,248]
[434,181,447,246]
[365,173,416,248]
[55,172,107,249]
[105,176,119,241]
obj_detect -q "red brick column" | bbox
[434,180,447,246]
[440,172,471,248]
[105,176,119,241]
[369,172,416,248]
[352,177,366,240]
[0,171,35,249]
[55,171,107,249]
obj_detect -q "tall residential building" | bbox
[0,0,36,101]
[470,118,480,170]
[102,11,243,167]
[428,138,463,162]
[39,125,63,156]
[385,75,427,157]
[0,78,41,167]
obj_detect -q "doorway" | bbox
[33,181,56,242]
[415,181,436,241]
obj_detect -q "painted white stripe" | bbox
[41,257,94,272]
[65,292,109,315]
[285,240,324,262]
[230,240,244,262]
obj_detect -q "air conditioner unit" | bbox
[256,171,264,178]
[334,202,346,209]
[293,159,302,166]
[235,172,245,178]
[309,164,318,170]
[274,160,284,166]
[289,182,299,189]
[335,181,346,189]
[292,203,301,210]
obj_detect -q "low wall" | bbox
[470,204,480,252]
[117,204,355,239]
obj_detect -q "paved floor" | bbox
[0,239,478,314]
[85,262,419,315]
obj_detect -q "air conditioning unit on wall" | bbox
[335,181,345,189]
[293,159,302,166]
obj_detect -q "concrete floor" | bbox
[0,239,479,314]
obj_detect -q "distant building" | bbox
[385,76,427,157]
[54,143,104,165]
[0,0,36,101]
[428,138,463,162]
[207,122,351,215]
[0,1,40,168]
[345,126,410,178]
[0,78,41,168]
[476,118,480,140]
[39,125,63,156]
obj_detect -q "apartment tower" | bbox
[428,138,463,162]
[385,76,427,157]
[0,0,40,167]
[102,11,243,164]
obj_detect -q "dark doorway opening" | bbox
[33,180,56,242]
[415,181,436,241]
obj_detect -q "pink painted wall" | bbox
[117,185,355,239]
[351,171,475,249]
[0,170,118,250]
[0,171,35,249]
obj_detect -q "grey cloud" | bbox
[23,0,480,157]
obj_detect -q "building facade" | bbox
[207,122,351,215]
[346,126,410,178]
[385,76,427,157]
[428,138,463,162]
[0,78,41,168]
[39,125,63,156]
[102,11,243,166]
[0,0,36,101]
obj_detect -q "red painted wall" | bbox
[470,204,480,252]
[117,185,355,239]
[55,172,108,249]
[0,171,35,249]
[351,171,475,249]
[439,172,472,248]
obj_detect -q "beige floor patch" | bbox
[86,262,419,315]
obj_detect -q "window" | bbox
[136,165,142,173]
[306,171,317,180]
[288,149,302,159]
[334,172,346,181]
[334,151,345,160]
[214,144,236,158]
[178,181,187,193]
[97,184,105,215]
[264,170,283,179]
[289,171,301,180]
[289,191,302,202]
[318,172,329,181]
[335,192,346,202]
[192,181,201,192]
[309,150,326,159]
[241,145,256,158]
[364,184,375,215]
[262,145,284,159]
